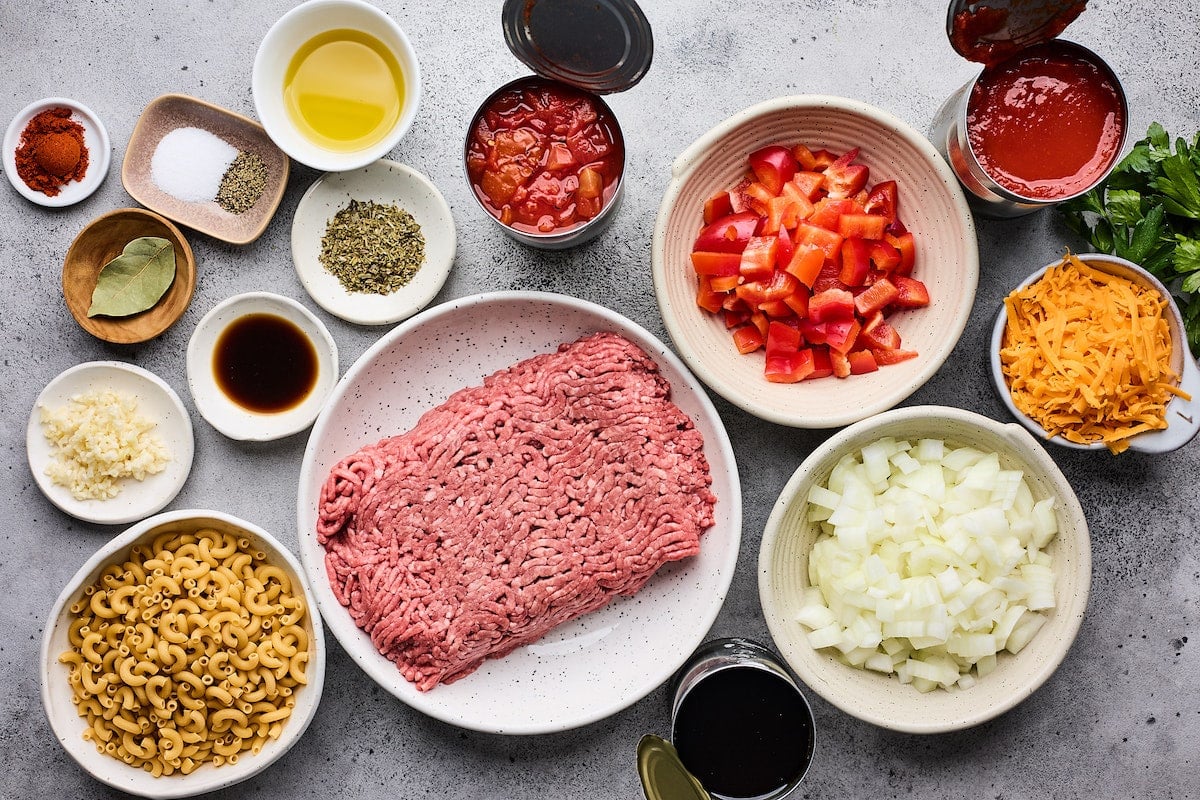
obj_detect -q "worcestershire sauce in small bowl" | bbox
[671,639,815,800]
[214,313,318,413]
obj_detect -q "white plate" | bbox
[27,362,194,525]
[4,97,111,207]
[291,160,455,326]
[296,291,742,734]
[186,292,339,441]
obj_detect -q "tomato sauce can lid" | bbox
[946,0,1088,64]
[501,0,654,94]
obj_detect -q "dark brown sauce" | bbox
[213,313,318,413]
[673,666,814,800]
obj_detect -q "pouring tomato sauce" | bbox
[965,42,1124,200]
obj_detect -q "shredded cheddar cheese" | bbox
[1000,254,1190,454]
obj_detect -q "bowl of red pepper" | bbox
[464,76,626,250]
[652,94,980,429]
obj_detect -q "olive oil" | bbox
[283,29,404,152]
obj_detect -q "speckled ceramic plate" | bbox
[296,292,742,734]
[122,94,289,245]
[27,362,194,525]
[3,97,111,207]
[291,160,455,326]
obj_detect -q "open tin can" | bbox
[667,638,816,800]
[929,0,1128,218]
[463,0,652,249]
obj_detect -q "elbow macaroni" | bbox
[59,526,310,777]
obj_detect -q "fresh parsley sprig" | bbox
[1058,123,1200,356]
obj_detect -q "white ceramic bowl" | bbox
[296,291,742,734]
[27,361,194,525]
[291,159,454,325]
[186,292,338,441]
[758,406,1090,733]
[3,97,111,207]
[990,252,1200,454]
[41,509,326,798]
[652,95,979,428]
[252,0,422,172]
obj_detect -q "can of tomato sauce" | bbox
[929,0,1128,218]
[464,0,652,249]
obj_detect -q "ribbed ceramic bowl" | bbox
[758,406,1090,733]
[652,95,979,428]
[990,253,1200,454]
[41,509,326,798]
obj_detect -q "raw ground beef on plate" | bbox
[316,331,717,690]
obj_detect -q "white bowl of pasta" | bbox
[40,509,326,798]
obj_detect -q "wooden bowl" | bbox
[62,208,196,344]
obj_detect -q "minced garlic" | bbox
[40,389,171,500]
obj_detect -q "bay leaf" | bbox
[87,236,177,318]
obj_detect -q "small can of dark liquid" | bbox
[670,639,815,800]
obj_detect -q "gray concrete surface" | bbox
[2,1,1197,798]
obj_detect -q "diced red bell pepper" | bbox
[885,231,916,275]
[853,278,899,317]
[723,292,748,313]
[728,178,753,213]
[737,269,798,308]
[824,148,870,199]
[868,239,901,272]
[732,325,764,354]
[837,213,888,240]
[806,346,834,379]
[826,318,862,354]
[758,299,794,318]
[794,222,843,260]
[774,226,795,269]
[859,311,901,351]
[809,198,862,232]
[810,149,838,171]
[808,288,856,323]
[792,144,819,171]
[765,348,816,383]
[811,259,847,293]
[766,320,802,355]
[743,181,775,215]
[696,275,724,313]
[800,318,828,345]
[779,181,817,220]
[694,212,760,253]
[750,311,769,339]
[763,196,802,235]
[840,237,872,287]
[831,349,851,378]
[847,350,879,374]
[864,180,898,223]
[749,145,798,195]
[690,251,742,276]
[784,243,825,288]
[871,348,919,365]
[724,308,750,329]
[891,276,930,309]
[783,286,810,318]
[703,190,733,224]
[739,236,779,280]
[789,172,826,201]
[710,274,740,292]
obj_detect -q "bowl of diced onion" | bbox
[758,405,1090,733]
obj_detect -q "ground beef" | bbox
[317,332,717,691]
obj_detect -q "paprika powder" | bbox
[14,107,89,197]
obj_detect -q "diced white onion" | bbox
[797,438,1058,691]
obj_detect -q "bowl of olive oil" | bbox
[253,0,421,171]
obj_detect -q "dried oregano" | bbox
[318,200,425,295]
